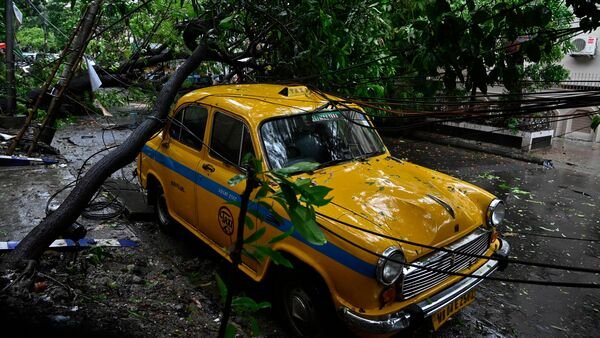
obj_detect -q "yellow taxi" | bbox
[136,84,510,336]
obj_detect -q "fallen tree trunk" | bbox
[2,41,211,268]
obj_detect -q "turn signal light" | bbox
[490,229,498,245]
[380,286,397,307]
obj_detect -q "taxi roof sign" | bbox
[279,86,309,97]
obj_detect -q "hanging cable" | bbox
[319,222,600,289]
[316,211,600,275]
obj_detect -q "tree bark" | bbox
[2,41,211,268]
[28,0,104,154]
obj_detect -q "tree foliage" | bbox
[5,0,596,103]
[16,27,58,52]
[392,0,573,97]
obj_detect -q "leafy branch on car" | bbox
[220,155,332,337]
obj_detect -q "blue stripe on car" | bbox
[142,145,375,277]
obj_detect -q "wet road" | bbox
[2,117,598,337]
[388,137,600,337]
[0,116,137,242]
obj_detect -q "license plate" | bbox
[431,290,476,330]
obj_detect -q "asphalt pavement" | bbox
[387,136,599,337]
[1,117,598,337]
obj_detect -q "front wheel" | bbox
[278,274,336,337]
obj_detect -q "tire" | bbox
[278,273,335,337]
[154,185,177,233]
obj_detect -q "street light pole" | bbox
[4,0,16,116]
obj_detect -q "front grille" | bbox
[399,228,491,299]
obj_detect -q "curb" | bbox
[405,130,553,167]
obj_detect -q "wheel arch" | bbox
[265,245,337,306]
[145,172,164,206]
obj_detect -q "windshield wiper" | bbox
[317,153,375,169]
[317,158,352,169]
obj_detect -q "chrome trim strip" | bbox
[340,308,412,334]
[417,258,499,317]
[487,199,504,226]
[340,239,510,333]
[403,228,489,276]
[427,194,455,218]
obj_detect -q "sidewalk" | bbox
[535,137,600,177]
[405,129,600,177]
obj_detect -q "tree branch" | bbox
[2,40,213,268]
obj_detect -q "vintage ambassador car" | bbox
[136,84,509,336]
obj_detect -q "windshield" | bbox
[260,110,385,169]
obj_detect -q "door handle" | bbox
[202,163,215,173]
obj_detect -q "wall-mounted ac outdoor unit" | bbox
[570,36,597,57]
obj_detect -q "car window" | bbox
[210,112,254,166]
[261,110,384,169]
[170,105,209,149]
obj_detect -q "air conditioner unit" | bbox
[570,36,597,57]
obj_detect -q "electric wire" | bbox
[503,230,600,242]
[15,0,600,287]
[316,211,600,275]
[164,94,600,278]
[319,222,600,289]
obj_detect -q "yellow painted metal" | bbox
[137,83,502,327]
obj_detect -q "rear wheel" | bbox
[154,185,176,233]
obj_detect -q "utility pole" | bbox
[4,0,16,116]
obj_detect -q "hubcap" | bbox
[157,194,169,225]
[286,288,317,335]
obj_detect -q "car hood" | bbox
[311,156,494,261]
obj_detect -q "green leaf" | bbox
[255,183,271,200]
[268,226,294,244]
[295,178,312,188]
[278,184,299,208]
[274,162,320,176]
[245,215,255,230]
[228,174,246,186]
[250,317,260,337]
[289,205,326,245]
[498,182,511,190]
[319,9,332,29]
[244,227,266,244]
[271,195,290,213]
[215,273,228,301]
[301,185,333,207]
[225,200,241,207]
[254,245,294,268]
[592,115,600,131]
[219,15,235,30]
[225,323,236,338]
[242,153,263,173]
[232,296,272,312]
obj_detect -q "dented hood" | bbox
[311,156,494,261]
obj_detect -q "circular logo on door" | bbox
[218,206,234,236]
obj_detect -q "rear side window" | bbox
[210,112,254,166]
[169,105,209,149]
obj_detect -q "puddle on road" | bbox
[0,166,74,241]
[0,117,141,243]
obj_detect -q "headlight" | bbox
[487,199,505,226]
[376,247,405,286]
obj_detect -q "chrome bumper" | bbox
[340,239,510,333]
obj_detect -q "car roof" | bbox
[177,84,356,124]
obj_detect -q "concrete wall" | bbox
[555,27,600,144]
[560,28,600,79]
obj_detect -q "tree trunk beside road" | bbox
[2,41,211,268]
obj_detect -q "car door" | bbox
[161,104,209,228]
[197,111,258,268]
